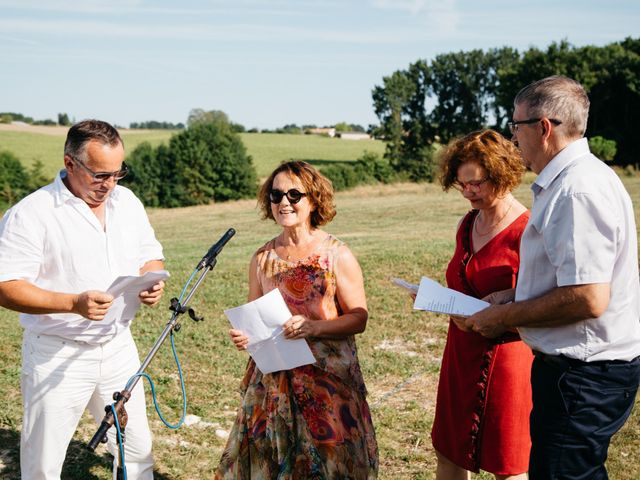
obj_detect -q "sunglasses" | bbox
[269,188,307,204]
[70,155,129,182]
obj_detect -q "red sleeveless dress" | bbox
[431,210,533,475]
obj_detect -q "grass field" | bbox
[0,125,386,180]
[1,176,639,479]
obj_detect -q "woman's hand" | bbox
[483,288,515,305]
[229,329,249,351]
[283,315,315,339]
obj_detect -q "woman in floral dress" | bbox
[216,161,378,479]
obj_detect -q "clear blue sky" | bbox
[1,0,638,130]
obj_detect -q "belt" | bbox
[533,350,638,370]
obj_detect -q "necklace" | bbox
[474,198,514,237]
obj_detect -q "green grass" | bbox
[1,177,639,479]
[239,132,386,178]
[0,128,386,180]
[0,129,174,179]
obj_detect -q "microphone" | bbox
[197,228,236,270]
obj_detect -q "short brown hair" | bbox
[258,161,336,228]
[64,119,123,161]
[439,129,524,194]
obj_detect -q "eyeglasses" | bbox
[508,117,562,135]
[70,156,129,182]
[452,177,489,193]
[269,188,307,204]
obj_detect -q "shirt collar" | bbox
[52,169,121,207]
[531,137,589,195]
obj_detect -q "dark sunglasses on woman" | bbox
[269,189,307,204]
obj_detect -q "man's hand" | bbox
[73,291,114,321]
[139,280,165,307]
[465,304,509,338]
[450,315,473,333]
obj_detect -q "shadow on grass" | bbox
[0,428,175,479]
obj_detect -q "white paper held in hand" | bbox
[224,288,316,374]
[413,276,489,316]
[391,277,419,294]
[104,270,170,324]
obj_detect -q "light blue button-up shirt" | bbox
[516,138,640,361]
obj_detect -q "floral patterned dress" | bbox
[216,234,378,480]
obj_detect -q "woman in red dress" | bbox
[432,129,533,479]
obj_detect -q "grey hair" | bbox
[64,119,123,161]
[514,75,589,139]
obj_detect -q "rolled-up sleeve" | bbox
[130,195,163,268]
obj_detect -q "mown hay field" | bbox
[1,172,639,478]
[0,125,386,179]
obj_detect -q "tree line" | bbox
[372,37,639,179]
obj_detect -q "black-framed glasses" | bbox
[70,156,129,182]
[452,177,489,193]
[269,188,307,204]
[508,117,562,135]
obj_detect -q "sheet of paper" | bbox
[224,289,316,374]
[104,270,170,324]
[391,277,419,294]
[413,276,489,316]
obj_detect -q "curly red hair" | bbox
[439,129,524,194]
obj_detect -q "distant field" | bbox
[240,132,386,178]
[0,125,386,180]
[1,178,639,479]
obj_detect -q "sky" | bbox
[1,0,639,130]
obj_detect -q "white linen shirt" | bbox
[516,138,640,361]
[0,171,164,344]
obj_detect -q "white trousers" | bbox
[20,328,154,480]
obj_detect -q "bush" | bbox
[123,142,167,207]
[390,144,437,182]
[0,150,30,208]
[322,164,363,191]
[589,136,617,162]
[0,152,50,210]
[321,152,400,191]
[124,117,258,208]
[356,151,400,184]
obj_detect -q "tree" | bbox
[0,150,30,208]
[374,38,640,170]
[124,113,257,207]
[57,113,71,126]
[372,68,417,167]
[187,109,230,127]
[372,60,437,180]
[589,136,617,162]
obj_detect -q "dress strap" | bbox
[458,210,480,297]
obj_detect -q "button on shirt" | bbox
[516,138,640,361]
[0,171,164,344]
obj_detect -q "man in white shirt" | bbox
[0,120,165,479]
[465,76,640,479]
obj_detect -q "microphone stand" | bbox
[87,228,236,452]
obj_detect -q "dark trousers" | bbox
[529,352,640,480]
